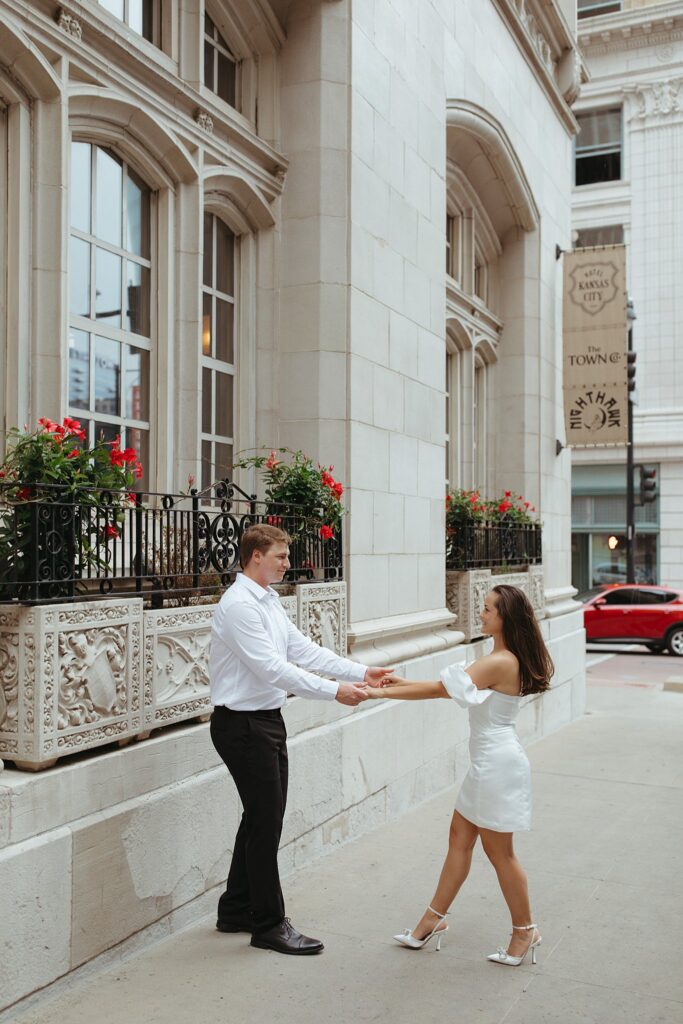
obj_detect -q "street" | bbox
[4,648,683,1024]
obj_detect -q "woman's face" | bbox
[480,590,503,636]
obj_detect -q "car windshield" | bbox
[578,587,608,603]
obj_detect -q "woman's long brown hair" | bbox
[492,584,554,695]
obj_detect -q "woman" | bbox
[364,584,553,966]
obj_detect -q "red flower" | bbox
[63,416,83,434]
[187,474,195,489]
[16,487,31,500]
[134,461,143,479]
[504,490,511,497]
[66,448,80,459]
[469,494,477,503]
[524,501,530,508]
[0,471,4,478]
[265,450,281,470]
[121,447,138,464]
[531,506,535,512]
[320,525,334,540]
[104,525,119,539]
[332,481,343,498]
[110,449,126,467]
[498,501,512,514]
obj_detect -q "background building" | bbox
[0,0,584,1009]
[572,0,683,590]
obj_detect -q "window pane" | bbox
[95,420,120,446]
[215,297,234,364]
[202,367,212,434]
[217,51,236,107]
[70,237,91,316]
[215,442,233,480]
[575,225,624,248]
[95,148,123,248]
[125,261,150,336]
[215,219,234,295]
[204,40,215,91]
[96,248,122,326]
[576,152,621,187]
[94,336,121,415]
[205,13,215,36]
[202,292,213,356]
[71,142,91,232]
[126,171,150,258]
[125,345,150,420]
[216,373,233,438]
[68,329,90,410]
[100,0,124,17]
[126,427,148,490]
[201,439,212,493]
[203,213,213,287]
[576,109,621,150]
[128,0,154,38]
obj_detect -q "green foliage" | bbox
[446,488,537,527]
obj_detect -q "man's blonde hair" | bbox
[239,524,290,568]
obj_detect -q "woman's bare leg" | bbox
[479,827,536,955]
[411,810,479,939]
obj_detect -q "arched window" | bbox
[68,141,152,487]
[204,13,239,109]
[201,212,236,489]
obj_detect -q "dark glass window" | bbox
[578,0,621,19]
[204,14,238,109]
[575,225,624,249]
[601,588,636,606]
[575,108,622,186]
[633,589,676,605]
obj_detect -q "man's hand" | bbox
[335,682,368,707]
[364,666,394,688]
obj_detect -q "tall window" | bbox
[446,210,462,282]
[473,361,486,488]
[69,142,152,486]
[202,214,236,491]
[575,224,624,249]
[204,14,238,108]
[578,0,620,19]
[445,350,460,490]
[98,0,158,42]
[575,108,622,186]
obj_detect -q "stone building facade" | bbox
[0,0,584,1009]
[571,0,683,590]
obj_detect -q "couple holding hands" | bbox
[208,524,552,966]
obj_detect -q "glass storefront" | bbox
[571,463,659,595]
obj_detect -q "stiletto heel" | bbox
[487,923,541,967]
[394,905,449,950]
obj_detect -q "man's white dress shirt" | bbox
[209,573,368,710]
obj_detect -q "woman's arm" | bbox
[363,676,448,700]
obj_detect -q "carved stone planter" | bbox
[446,566,545,641]
[0,581,349,770]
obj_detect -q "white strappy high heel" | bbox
[487,923,542,966]
[393,906,449,950]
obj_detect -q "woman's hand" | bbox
[362,684,385,698]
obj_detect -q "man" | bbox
[209,524,391,955]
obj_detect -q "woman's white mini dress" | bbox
[440,663,531,833]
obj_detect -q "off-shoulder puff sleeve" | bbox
[440,663,492,707]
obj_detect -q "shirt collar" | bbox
[235,572,279,602]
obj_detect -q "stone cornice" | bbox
[490,0,586,133]
[579,1,683,54]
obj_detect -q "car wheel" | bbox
[666,625,683,657]
[645,643,664,654]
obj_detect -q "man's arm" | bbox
[285,617,368,683]
[220,602,340,701]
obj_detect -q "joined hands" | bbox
[335,666,394,707]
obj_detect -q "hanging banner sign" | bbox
[562,245,628,446]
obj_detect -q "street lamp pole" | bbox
[626,298,636,584]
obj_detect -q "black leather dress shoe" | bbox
[216,917,254,933]
[250,918,324,955]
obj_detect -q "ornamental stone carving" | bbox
[0,583,344,769]
[194,110,214,134]
[446,567,545,642]
[57,9,82,39]
[631,78,683,121]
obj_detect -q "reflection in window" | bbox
[201,213,236,491]
[68,141,152,487]
[204,14,238,108]
[575,108,622,186]
[98,0,158,43]
[578,0,620,19]
[575,224,624,249]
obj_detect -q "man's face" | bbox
[255,542,291,584]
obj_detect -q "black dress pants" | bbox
[210,706,288,935]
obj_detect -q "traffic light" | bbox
[639,465,657,504]
[627,350,637,392]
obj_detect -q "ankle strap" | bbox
[512,923,536,930]
[427,905,448,919]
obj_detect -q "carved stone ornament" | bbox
[511,0,555,74]
[194,109,214,134]
[632,78,683,121]
[446,567,544,642]
[297,582,347,659]
[57,8,83,40]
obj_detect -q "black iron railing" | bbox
[0,480,343,605]
[446,520,542,571]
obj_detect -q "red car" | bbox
[583,584,683,656]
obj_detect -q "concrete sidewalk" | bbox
[7,667,683,1024]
